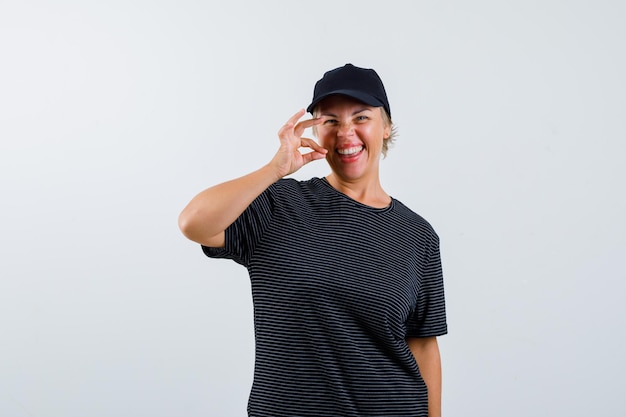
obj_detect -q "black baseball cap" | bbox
[306,63,391,117]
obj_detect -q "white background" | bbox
[1,1,625,416]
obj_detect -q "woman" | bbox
[179,63,447,417]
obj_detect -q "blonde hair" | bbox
[380,108,397,158]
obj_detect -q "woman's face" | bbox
[316,95,391,183]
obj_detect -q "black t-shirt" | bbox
[203,177,447,416]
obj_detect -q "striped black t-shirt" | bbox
[203,177,447,417]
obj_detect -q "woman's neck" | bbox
[325,173,391,208]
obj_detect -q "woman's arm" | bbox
[178,164,282,247]
[178,110,325,247]
[406,336,442,417]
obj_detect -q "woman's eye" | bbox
[324,119,338,125]
[356,115,369,121]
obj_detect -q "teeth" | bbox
[337,146,363,155]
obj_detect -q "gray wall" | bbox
[1,1,624,416]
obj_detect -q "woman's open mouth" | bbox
[337,145,364,159]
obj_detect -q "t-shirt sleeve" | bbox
[405,232,448,338]
[201,184,276,267]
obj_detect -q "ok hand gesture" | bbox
[270,109,327,178]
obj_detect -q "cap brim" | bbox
[306,89,385,114]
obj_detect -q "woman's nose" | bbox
[337,121,354,136]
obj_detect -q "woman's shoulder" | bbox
[273,177,327,194]
[391,198,439,237]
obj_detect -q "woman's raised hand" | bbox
[270,109,327,179]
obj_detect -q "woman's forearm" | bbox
[178,163,280,246]
[407,337,442,417]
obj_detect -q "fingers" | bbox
[278,109,323,139]
[300,137,327,166]
[278,109,306,137]
[287,108,306,126]
[301,149,327,165]
[300,137,327,154]
[294,117,323,138]
[276,110,326,172]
